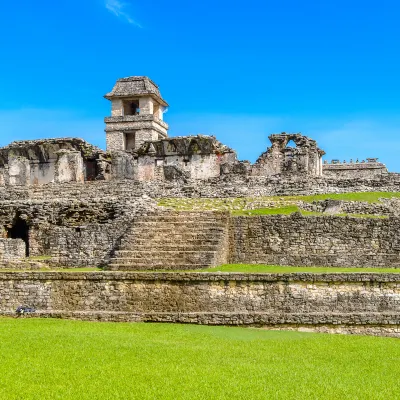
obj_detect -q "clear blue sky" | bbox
[1,0,399,169]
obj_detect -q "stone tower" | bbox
[104,76,169,152]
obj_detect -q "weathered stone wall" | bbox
[1,174,400,203]
[0,239,25,261]
[1,272,400,337]
[299,198,400,216]
[0,197,156,267]
[0,139,109,186]
[253,133,325,177]
[323,160,388,179]
[229,214,400,267]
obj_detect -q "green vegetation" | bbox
[158,191,399,218]
[231,206,387,218]
[193,264,400,274]
[0,319,398,399]
[292,191,400,203]
[0,267,103,273]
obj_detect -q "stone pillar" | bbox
[135,129,159,149]
[8,157,31,186]
[106,132,125,151]
[139,97,154,115]
[55,150,85,183]
[111,99,124,117]
[137,155,156,181]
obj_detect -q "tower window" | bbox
[123,100,140,116]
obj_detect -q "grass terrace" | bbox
[0,319,399,400]
[158,191,400,217]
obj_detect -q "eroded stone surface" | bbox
[2,272,400,337]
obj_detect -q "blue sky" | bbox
[1,0,400,169]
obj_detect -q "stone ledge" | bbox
[1,271,400,282]
[4,310,400,325]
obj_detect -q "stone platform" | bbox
[2,271,400,338]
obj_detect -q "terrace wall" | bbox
[229,214,400,267]
[2,272,400,337]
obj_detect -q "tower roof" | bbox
[104,76,168,106]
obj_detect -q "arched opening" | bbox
[286,139,297,148]
[7,214,30,257]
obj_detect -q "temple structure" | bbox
[0,75,389,187]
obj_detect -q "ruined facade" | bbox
[252,133,325,177]
[0,76,390,187]
[0,138,111,186]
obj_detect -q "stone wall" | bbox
[0,138,109,186]
[323,159,388,179]
[1,174,400,203]
[0,239,25,261]
[299,198,400,216]
[0,197,156,267]
[229,214,400,267]
[1,271,400,337]
[253,133,325,177]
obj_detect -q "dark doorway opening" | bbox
[7,214,30,257]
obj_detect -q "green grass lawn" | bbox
[194,264,400,273]
[0,319,398,400]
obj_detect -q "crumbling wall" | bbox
[131,135,238,182]
[252,133,325,177]
[323,158,388,179]
[229,214,400,267]
[0,198,156,267]
[0,138,110,187]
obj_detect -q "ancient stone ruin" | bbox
[0,75,399,337]
[0,76,389,187]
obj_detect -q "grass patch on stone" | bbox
[194,264,400,273]
[0,267,103,272]
[293,191,400,203]
[158,192,400,216]
[0,319,399,400]
[231,207,387,218]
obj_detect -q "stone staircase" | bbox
[107,211,230,270]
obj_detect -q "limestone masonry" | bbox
[0,76,399,337]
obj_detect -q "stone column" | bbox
[8,157,31,186]
[55,150,84,183]
[106,132,125,151]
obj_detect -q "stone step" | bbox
[107,264,209,271]
[124,231,225,239]
[132,220,227,226]
[109,256,215,263]
[126,226,226,233]
[129,238,221,245]
[114,246,218,255]
[120,233,225,242]
[111,255,216,265]
[112,250,217,257]
[140,215,229,221]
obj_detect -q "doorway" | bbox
[124,132,136,151]
[7,214,30,257]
